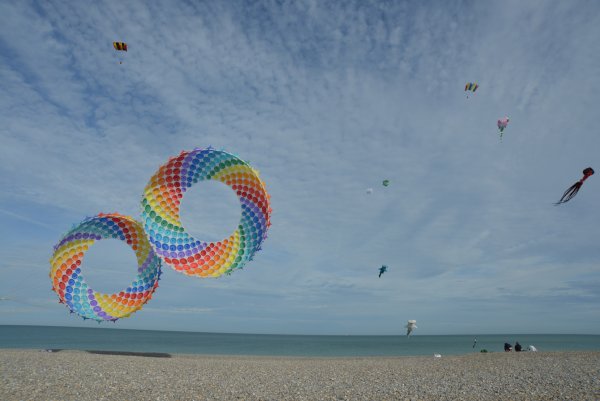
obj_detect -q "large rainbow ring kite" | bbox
[141,148,272,277]
[49,213,162,321]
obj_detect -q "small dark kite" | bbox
[555,167,594,205]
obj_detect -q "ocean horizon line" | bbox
[1,324,598,337]
[3,326,600,356]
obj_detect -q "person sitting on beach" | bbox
[504,342,512,352]
[514,342,522,352]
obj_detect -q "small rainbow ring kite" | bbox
[49,213,162,322]
[141,148,272,278]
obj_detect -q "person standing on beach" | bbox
[472,338,477,348]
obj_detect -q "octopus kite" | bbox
[555,167,594,205]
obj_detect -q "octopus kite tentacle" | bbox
[555,167,594,205]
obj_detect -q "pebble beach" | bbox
[1,349,598,400]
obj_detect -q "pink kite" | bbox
[497,117,509,140]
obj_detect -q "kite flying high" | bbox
[497,117,509,140]
[465,82,478,98]
[113,42,128,64]
[555,167,594,205]
[113,42,128,51]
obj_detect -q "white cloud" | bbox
[0,0,599,334]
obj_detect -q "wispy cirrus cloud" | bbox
[0,0,599,334]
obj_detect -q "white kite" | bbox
[406,320,417,336]
[366,188,373,194]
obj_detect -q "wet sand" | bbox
[1,349,598,400]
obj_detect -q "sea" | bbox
[1,325,599,357]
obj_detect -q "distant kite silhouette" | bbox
[555,167,594,205]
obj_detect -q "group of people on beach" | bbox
[504,342,536,352]
[473,338,537,352]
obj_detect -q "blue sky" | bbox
[1,0,599,335]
